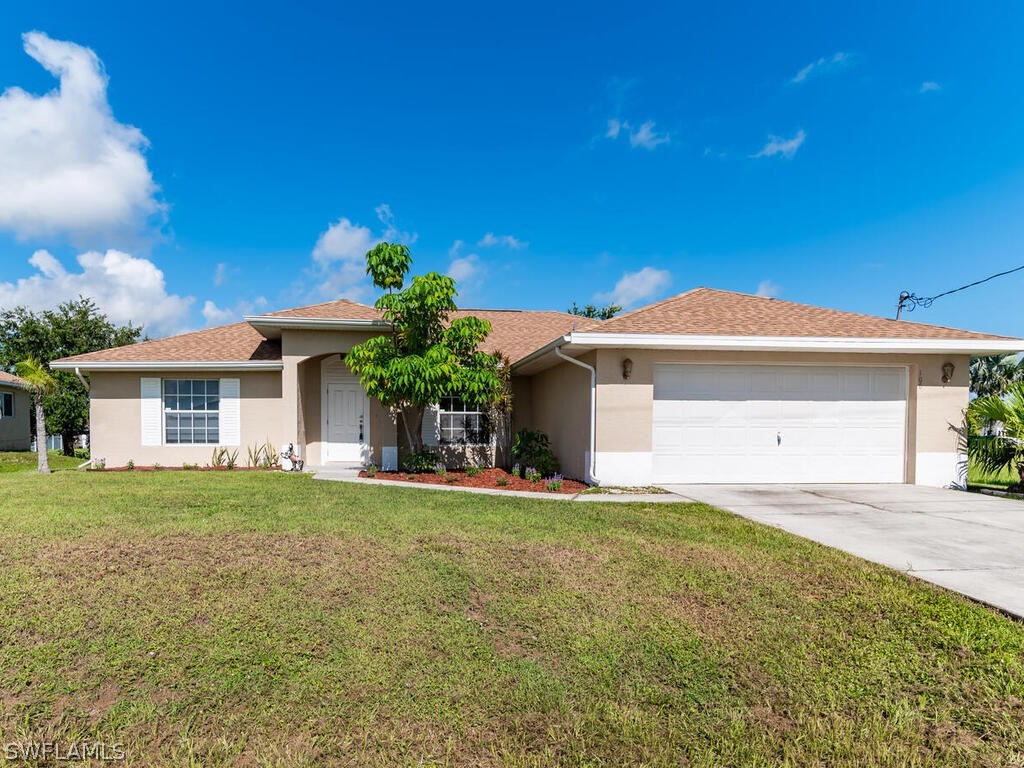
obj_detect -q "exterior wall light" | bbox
[622,358,633,380]
[941,361,955,384]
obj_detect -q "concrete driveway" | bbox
[661,484,1024,619]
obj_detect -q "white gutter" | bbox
[245,315,389,331]
[554,344,599,486]
[565,332,1024,355]
[50,360,284,372]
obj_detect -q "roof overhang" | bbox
[50,361,284,372]
[511,332,1024,374]
[245,315,390,340]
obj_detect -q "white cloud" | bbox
[596,266,672,308]
[629,121,670,150]
[603,119,670,150]
[213,262,230,286]
[755,279,781,298]
[201,296,267,326]
[0,249,193,334]
[309,205,415,300]
[751,130,806,159]
[447,253,481,284]
[0,31,164,245]
[789,52,851,84]
[477,232,526,249]
[919,80,941,94]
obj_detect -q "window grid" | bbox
[438,396,490,445]
[164,379,220,444]
[0,392,12,418]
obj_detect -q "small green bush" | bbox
[511,430,559,477]
[126,459,135,471]
[402,450,441,474]
[466,465,482,477]
[366,464,377,477]
[496,476,509,486]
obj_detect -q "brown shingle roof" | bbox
[54,323,282,364]
[51,301,594,366]
[0,371,27,388]
[589,288,1013,340]
[450,309,598,362]
[265,299,384,321]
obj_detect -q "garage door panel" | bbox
[652,364,907,484]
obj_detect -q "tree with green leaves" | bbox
[13,358,57,474]
[970,354,1023,399]
[0,298,143,454]
[568,302,622,320]
[345,242,505,455]
[969,382,1024,490]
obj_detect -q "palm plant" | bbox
[968,382,1024,490]
[13,358,57,474]
[970,354,1023,399]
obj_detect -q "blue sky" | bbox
[1,1,1023,337]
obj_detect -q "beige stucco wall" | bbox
[89,370,284,468]
[301,354,397,467]
[519,355,592,480]
[279,329,398,465]
[587,348,971,483]
[0,385,31,451]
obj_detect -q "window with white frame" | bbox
[0,391,12,419]
[163,379,220,444]
[438,395,490,445]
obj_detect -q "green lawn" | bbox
[1,472,1023,766]
[968,457,1018,490]
[0,450,84,473]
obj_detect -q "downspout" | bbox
[554,345,599,485]
[73,366,89,389]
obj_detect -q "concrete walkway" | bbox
[662,484,1024,619]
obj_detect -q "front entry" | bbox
[325,380,369,463]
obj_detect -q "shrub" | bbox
[525,466,542,483]
[366,464,377,477]
[152,462,163,471]
[182,462,198,471]
[511,430,559,477]
[247,440,278,469]
[546,473,564,492]
[434,461,448,477]
[402,450,441,474]
[465,465,482,478]
[511,463,521,478]
[126,459,135,471]
[496,476,509,486]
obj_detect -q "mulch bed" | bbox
[358,467,587,494]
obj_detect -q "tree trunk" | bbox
[34,397,50,474]
[62,430,76,456]
[399,404,425,455]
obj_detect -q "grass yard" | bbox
[1,472,1023,766]
[0,450,84,474]
[968,456,1018,490]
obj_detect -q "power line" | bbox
[896,263,1024,319]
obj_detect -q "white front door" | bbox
[325,381,369,463]
[652,364,908,484]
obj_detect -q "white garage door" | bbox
[652,364,907,484]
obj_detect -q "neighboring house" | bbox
[51,288,1024,487]
[0,371,31,451]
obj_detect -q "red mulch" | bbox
[359,467,586,494]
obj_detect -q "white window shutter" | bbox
[421,403,439,447]
[220,378,241,446]
[140,377,162,446]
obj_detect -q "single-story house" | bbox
[51,288,1023,487]
[0,371,31,451]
